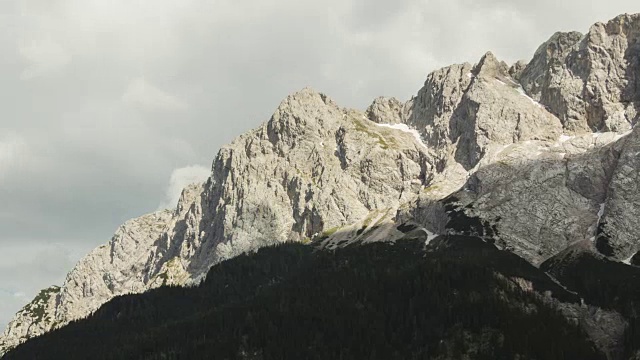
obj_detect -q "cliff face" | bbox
[1,89,434,353]
[520,14,640,133]
[3,13,640,355]
[397,13,640,264]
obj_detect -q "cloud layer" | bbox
[1,0,640,328]
[158,165,210,210]
[123,78,189,112]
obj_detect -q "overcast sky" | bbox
[1,0,639,329]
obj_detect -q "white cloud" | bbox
[19,38,71,80]
[123,77,189,112]
[0,133,27,175]
[158,165,210,210]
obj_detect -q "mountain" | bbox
[2,12,640,358]
[1,237,605,359]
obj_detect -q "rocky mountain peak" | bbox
[365,96,405,124]
[521,13,640,133]
[262,87,343,151]
[472,51,510,79]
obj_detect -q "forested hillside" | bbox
[4,237,603,360]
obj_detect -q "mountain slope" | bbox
[0,90,434,353]
[540,242,640,359]
[3,237,604,360]
[2,12,640,355]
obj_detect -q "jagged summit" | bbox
[365,96,405,124]
[472,51,509,78]
[3,12,640,355]
[521,13,640,133]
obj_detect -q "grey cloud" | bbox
[0,133,27,175]
[122,78,189,112]
[19,38,71,79]
[157,165,210,210]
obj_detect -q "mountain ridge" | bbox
[2,12,640,356]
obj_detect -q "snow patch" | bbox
[420,228,438,244]
[516,86,542,107]
[597,203,605,219]
[614,130,633,141]
[559,134,574,143]
[376,123,428,149]
[534,145,550,156]
[590,203,606,243]
[494,144,510,156]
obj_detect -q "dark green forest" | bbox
[542,250,640,358]
[4,236,605,360]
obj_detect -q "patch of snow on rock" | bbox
[597,203,605,220]
[590,203,606,242]
[420,228,438,244]
[559,134,574,143]
[614,130,633,141]
[516,86,543,107]
[376,123,428,149]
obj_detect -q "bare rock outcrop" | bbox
[520,14,640,133]
[598,126,640,259]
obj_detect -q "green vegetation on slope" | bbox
[5,237,602,360]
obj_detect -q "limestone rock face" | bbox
[0,189,203,354]
[0,287,60,353]
[365,96,406,124]
[181,89,432,276]
[405,52,562,172]
[1,89,433,353]
[3,13,640,355]
[55,211,175,323]
[0,210,177,354]
[598,126,640,259]
[431,133,628,264]
[404,62,473,169]
[520,14,640,133]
